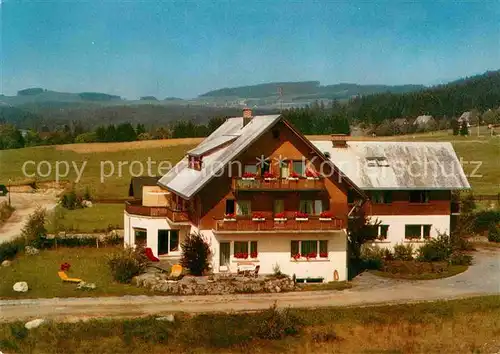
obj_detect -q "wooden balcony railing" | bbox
[214,216,344,232]
[125,201,189,223]
[233,177,326,192]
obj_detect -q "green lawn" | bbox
[1,295,499,353]
[47,204,124,233]
[0,247,153,299]
[0,143,194,199]
[370,264,468,280]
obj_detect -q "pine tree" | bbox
[459,120,469,136]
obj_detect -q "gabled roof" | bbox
[158,115,281,199]
[413,115,434,125]
[312,141,470,190]
[458,111,471,122]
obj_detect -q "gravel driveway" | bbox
[0,248,498,322]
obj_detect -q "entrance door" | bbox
[219,242,230,267]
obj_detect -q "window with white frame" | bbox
[234,241,258,259]
[376,225,389,240]
[236,200,251,216]
[299,200,324,215]
[134,228,147,247]
[291,240,328,258]
[405,224,431,240]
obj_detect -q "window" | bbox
[299,200,323,215]
[274,199,284,214]
[376,157,390,167]
[280,161,289,178]
[225,199,235,215]
[405,224,432,240]
[372,191,392,204]
[292,161,305,176]
[236,200,251,216]
[347,189,356,204]
[260,160,270,175]
[291,240,328,258]
[409,190,430,203]
[134,228,147,247]
[234,241,248,255]
[378,225,389,240]
[423,225,431,238]
[366,157,377,167]
[244,164,257,174]
[158,229,179,255]
[234,241,258,259]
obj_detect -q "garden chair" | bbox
[58,271,83,283]
[170,264,183,278]
[252,265,260,278]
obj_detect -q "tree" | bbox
[459,120,469,136]
[347,210,380,263]
[21,207,46,243]
[451,119,460,135]
[180,232,212,276]
[136,123,146,135]
[116,123,137,142]
[75,132,97,143]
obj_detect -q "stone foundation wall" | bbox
[132,273,296,295]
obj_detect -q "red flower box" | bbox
[292,253,301,260]
[234,252,248,259]
[242,172,256,178]
[289,172,301,179]
[320,211,333,218]
[263,172,276,179]
[294,211,309,219]
[224,213,235,219]
[305,169,319,178]
[250,251,258,259]
[319,252,328,258]
[306,252,317,259]
[252,212,265,219]
[274,212,286,219]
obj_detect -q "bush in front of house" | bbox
[473,210,500,234]
[0,236,26,262]
[360,244,385,270]
[108,246,148,283]
[393,243,414,261]
[417,234,453,262]
[181,232,212,276]
[487,224,500,242]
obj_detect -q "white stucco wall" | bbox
[369,214,451,249]
[124,212,186,258]
[201,229,348,282]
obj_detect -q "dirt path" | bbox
[0,191,60,243]
[0,249,498,323]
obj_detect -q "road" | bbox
[0,191,59,243]
[0,249,498,322]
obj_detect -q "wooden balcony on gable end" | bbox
[232,177,326,192]
[125,200,190,223]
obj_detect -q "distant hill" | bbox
[199,81,425,99]
[0,88,122,106]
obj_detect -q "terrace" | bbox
[125,200,189,223]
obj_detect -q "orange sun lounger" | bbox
[58,271,83,283]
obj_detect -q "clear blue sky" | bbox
[1,0,499,99]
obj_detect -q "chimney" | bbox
[243,107,253,127]
[331,134,348,148]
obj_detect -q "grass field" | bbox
[47,204,124,233]
[0,247,153,299]
[1,295,499,353]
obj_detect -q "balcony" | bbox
[214,215,344,233]
[125,200,189,223]
[233,177,326,192]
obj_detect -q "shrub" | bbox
[487,224,500,242]
[0,237,25,262]
[417,234,453,262]
[107,246,148,283]
[60,190,82,210]
[20,207,46,244]
[256,303,300,340]
[360,244,384,270]
[393,243,414,261]
[382,260,448,275]
[449,251,473,266]
[180,232,212,276]
[473,210,500,234]
[0,201,15,224]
